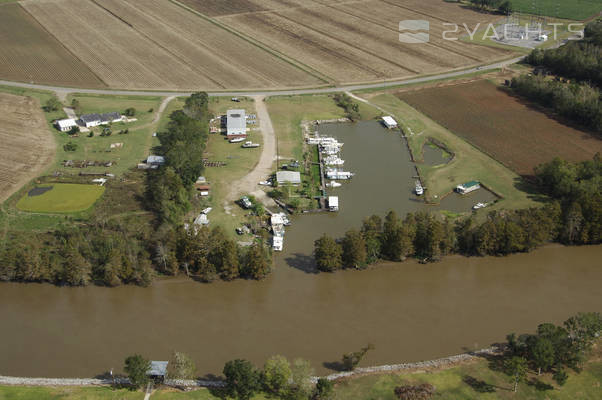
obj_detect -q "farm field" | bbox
[508,0,602,20]
[0,92,55,203]
[397,80,602,176]
[16,183,105,213]
[202,0,513,85]
[0,3,104,88]
[20,0,321,90]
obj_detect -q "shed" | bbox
[276,171,301,185]
[147,155,165,166]
[147,361,168,383]
[56,118,78,132]
[328,196,339,212]
[227,109,246,137]
[456,180,481,195]
[382,116,398,129]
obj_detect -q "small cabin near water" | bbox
[456,180,481,195]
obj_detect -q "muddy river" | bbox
[0,122,599,378]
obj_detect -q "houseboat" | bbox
[456,180,481,195]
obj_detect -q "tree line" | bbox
[510,74,601,133]
[332,93,361,121]
[525,20,602,87]
[468,0,513,14]
[314,156,601,271]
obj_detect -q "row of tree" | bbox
[332,93,361,121]
[503,312,601,392]
[525,20,602,87]
[314,156,601,271]
[510,74,601,133]
[468,0,513,14]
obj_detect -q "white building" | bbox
[382,116,398,129]
[328,196,339,212]
[456,180,481,195]
[276,171,302,185]
[79,112,122,128]
[147,155,165,166]
[56,118,78,132]
[227,109,246,137]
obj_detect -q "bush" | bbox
[44,97,61,112]
[124,107,136,117]
[63,141,78,152]
[124,354,150,389]
[394,383,436,400]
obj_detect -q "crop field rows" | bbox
[200,0,513,84]
[19,0,321,90]
[398,80,602,176]
[0,93,55,203]
[0,3,105,88]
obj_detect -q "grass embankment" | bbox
[2,353,600,399]
[265,94,380,160]
[16,183,104,213]
[355,92,535,211]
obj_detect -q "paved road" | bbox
[0,57,524,99]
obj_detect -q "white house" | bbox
[55,118,78,132]
[328,196,339,212]
[382,116,398,129]
[276,171,301,185]
[79,112,122,128]
[227,109,246,137]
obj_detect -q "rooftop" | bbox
[382,116,397,126]
[147,361,168,377]
[80,113,101,123]
[227,109,246,134]
[276,171,301,184]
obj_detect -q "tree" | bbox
[124,107,137,117]
[394,383,436,399]
[44,97,61,112]
[314,378,334,399]
[289,358,314,399]
[563,312,602,354]
[498,1,512,14]
[553,367,569,386]
[223,359,260,400]
[341,229,367,269]
[342,344,374,371]
[262,355,291,396]
[184,92,209,121]
[504,356,528,393]
[71,98,81,114]
[531,337,555,375]
[241,242,270,279]
[314,234,342,272]
[124,354,150,389]
[63,141,78,152]
[168,351,196,379]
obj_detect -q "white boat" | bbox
[415,181,424,196]
[326,181,342,188]
[472,202,487,210]
[242,141,260,148]
[323,156,345,165]
[326,169,354,180]
[272,236,283,252]
[202,207,212,214]
[229,137,245,143]
[258,180,271,186]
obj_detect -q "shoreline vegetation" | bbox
[0,312,599,399]
[314,155,601,271]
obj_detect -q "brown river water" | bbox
[0,122,599,378]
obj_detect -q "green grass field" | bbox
[508,0,601,20]
[356,92,536,211]
[1,354,600,399]
[16,183,105,213]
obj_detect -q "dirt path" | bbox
[226,95,277,208]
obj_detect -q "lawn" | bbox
[355,92,535,210]
[508,0,602,20]
[16,183,105,213]
[265,94,380,160]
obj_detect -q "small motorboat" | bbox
[202,207,212,214]
[229,137,245,143]
[326,181,342,188]
[242,141,260,148]
[258,180,271,186]
[472,202,487,210]
[415,181,424,196]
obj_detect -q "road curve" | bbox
[0,57,524,98]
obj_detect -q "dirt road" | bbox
[226,95,277,207]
